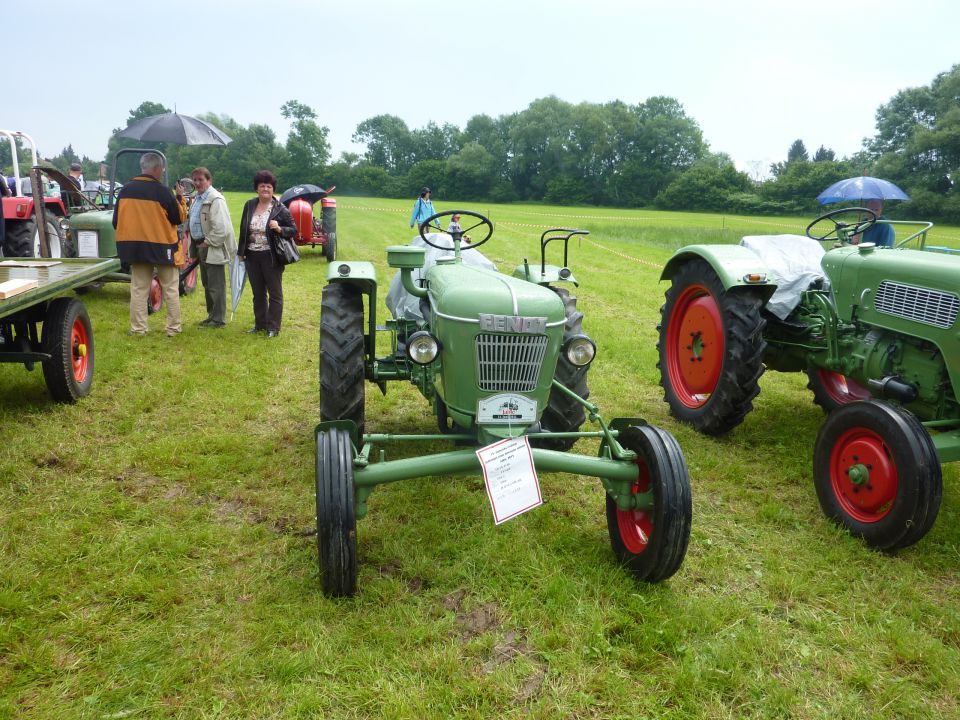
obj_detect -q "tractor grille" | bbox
[476,333,549,392]
[874,281,959,329]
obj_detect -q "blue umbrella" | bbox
[817,176,910,205]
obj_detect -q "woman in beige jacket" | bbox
[189,167,236,327]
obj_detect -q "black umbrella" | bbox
[280,184,332,206]
[115,112,232,145]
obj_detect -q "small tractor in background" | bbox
[657,207,960,551]
[316,211,692,596]
[280,184,337,261]
[1,129,74,258]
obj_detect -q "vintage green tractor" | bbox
[657,207,960,550]
[316,210,692,596]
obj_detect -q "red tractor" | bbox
[279,184,337,261]
[1,129,74,258]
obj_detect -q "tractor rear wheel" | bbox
[316,427,358,596]
[806,368,871,413]
[531,288,589,451]
[658,258,766,435]
[323,234,337,262]
[41,298,94,403]
[605,424,692,582]
[6,214,71,258]
[147,276,163,314]
[320,283,366,435]
[813,400,942,551]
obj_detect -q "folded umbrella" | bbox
[230,253,247,321]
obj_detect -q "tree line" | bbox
[9,63,960,221]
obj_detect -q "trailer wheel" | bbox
[316,427,358,597]
[806,368,872,413]
[320,283,366,435]
[41,298,94,403]
[813,401,942,551]
[658,258,766,435]
[531,288,589,451]
[147,276,163,314]
[605,424,692,582]
[324,235,337,262]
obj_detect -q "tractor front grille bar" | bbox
[874,281,959,329]
[475,333,548,392]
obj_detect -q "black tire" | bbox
[813,400,942,551]
[320,283,366,435]
[531,288,589,451]
[657,258,766,435]
[805,367,872,413]
[41,298,94,403]
[316,427,358,596]
[4,217,35,257]
[10,214,71,258]
[605,425,692,582]
[324,234,337,262]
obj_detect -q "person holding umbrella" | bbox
[856,199,896,247]
[816,176,908,248]
[237,170,296,337]
[189,167,236,328]
[113,152,187,337]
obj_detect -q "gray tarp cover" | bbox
[739,234,826,320]
[386,233,497,321]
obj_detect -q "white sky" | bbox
[5,0,958,179]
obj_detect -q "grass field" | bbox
[2,197,959,718]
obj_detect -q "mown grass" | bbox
[1,196,959,718]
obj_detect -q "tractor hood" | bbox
[426,260,566,323]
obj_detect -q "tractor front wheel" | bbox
[320,283,366,435]
[324,235,337,262]
[531,288,589,451]
[316,427,358,596]
[813,400,942,551]
[41,298,94,403]
[605,424,692,582]
[658,259,766,435]
[806,368,871,413]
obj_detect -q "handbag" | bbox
[274,234,301,265]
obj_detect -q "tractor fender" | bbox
[661,245,777,301]
[326,261,377,294]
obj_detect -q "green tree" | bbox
[656,153,751,211]
[813,145,836,162]
[279,100,330,188]
[353,115,415,174]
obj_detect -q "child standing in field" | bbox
[410,187,437,232]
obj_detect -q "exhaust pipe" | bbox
[867,376,918,403]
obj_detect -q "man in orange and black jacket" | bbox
[112,152,187,336]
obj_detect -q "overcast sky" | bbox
[5,0,958,178]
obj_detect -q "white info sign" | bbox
[476,436,543,524]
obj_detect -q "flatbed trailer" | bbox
[0,257,121,402]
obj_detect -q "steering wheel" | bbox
[419,209,494,250]
[806,207,878,242]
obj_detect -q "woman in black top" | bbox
[237,170,296,337]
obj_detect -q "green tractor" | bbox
[316,210,693,596]
[657,207,960,550]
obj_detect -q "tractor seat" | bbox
[740,234,826,320]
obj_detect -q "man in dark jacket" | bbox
[112,152,187,336]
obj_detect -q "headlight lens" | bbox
[563,335,596,367]
[407,331,440,364]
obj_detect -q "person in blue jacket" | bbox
[858,199,896,247]
[409,187,438,232]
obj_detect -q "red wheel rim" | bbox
[665,284,724,408]
[817,370,871,405]
[616,460,654,555]
[71,317,90,384]
[829,426,898,523]
[149,279,163,311]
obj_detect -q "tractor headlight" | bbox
[407,331,440,365]
[563,334,595,367]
